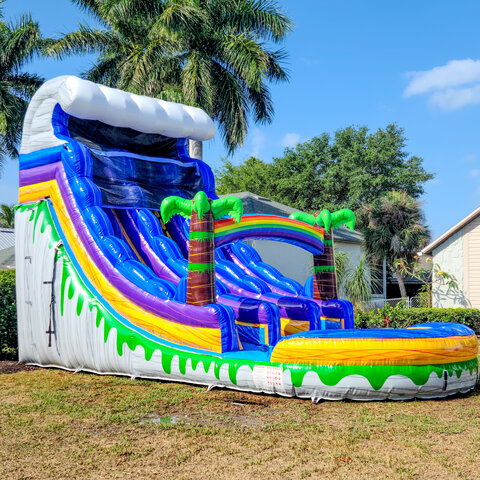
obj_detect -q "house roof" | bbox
[221,192,363,244]
[0,229,15,269]
[421,205,480,255]
[0,228,14,250]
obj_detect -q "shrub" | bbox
[355,305,480,334]
[0,270,17,360]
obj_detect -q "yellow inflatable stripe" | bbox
[280,318,310,336]
[19,180,54,203]
[271,334,478,366]
[21,180,223,352]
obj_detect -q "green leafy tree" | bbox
[161,191,242,306]
[214,156,275,195]
[215,124,433,213]
[46,0,291,153]
[359,190,430,298]
[0,4,43,174]
[0,204,14,228]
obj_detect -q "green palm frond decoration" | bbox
[289,211,315,226]
[290,208,355,233]
[314,209,332,233]
[160,196,193,223]
[211,196,243,223]
[161,191,243,224]
[330,209,356,232]
[192,191,211,219]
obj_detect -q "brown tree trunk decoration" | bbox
[186,205,216,306]
[313,232,337,300]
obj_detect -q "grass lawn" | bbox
[1,363,479,480]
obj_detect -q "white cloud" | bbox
[469,168,480,177]
[429,85,480,110]
[281,132,301,148]
[250,128,265,157]
[404,59,480,97]
[404,59,480,110]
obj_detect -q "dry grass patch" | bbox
[0,364,479,480]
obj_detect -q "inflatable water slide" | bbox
[16,76,478,401]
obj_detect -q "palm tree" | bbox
[359,190,430,298]
[46,0,292,153]
[161,191,242,306]
[289,209,355,300]
[0,204,14,228]
[343,256,374,311]
[0,6,43,173]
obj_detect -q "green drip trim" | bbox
[188,262,214,274]
[324,239,333,246]
[313,265,335,273]
[17,202,60,248]
[287,359,479,391]
[189,231,214,242]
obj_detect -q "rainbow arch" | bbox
[214,214,325,254]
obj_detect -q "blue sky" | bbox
[2,0,480,239]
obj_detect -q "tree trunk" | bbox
[188,139,203,160]
[313,232,338,300]
[186,203,216,306]
[395,269,407,298]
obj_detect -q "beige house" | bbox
[421,206,480,308]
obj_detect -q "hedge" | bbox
[0,270,17,360]
[355,305,480,334]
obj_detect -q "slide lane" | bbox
[19,168,238,353]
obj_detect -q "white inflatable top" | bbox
[20,75,216,155]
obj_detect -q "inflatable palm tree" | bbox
[290,209,355,301]
[161,191,243,306]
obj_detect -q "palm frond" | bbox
[333,249,350,288]
[0,203,15,228]
[211,62,248,153]
[217,32,268,90]
[45,25,116,58]
[71,0,109,26]
[222,0,293,41]
[246,82,273,124]
[343,256,374,311]
[265,48,289,82]
[182,51,214,113]
[1,14,41,70]
[5,72,43,99]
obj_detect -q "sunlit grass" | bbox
[1,366,479,480]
